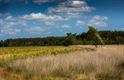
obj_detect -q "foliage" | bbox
[0,27,124,47]
[0,46,82,65]
[63,33,78,46]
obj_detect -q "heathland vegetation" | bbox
[0,46,84,65]
[0,27,124,80]
[0,45,124,80]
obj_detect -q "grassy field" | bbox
[0,46,86,65]
[0,45,124,80]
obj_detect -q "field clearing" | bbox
[0,45,124,80]
[0,46,88,65]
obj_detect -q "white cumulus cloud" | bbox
[45,21,55,26]
[92,16,108,21]
[76,20,85,26]
[26,26,44,34]
[1,28,21,35]
[48,0,95,18]
[88,15,109,27]
[62,24,71,28]
[0,19,21,35]
[22,13,64,21]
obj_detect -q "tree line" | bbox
[0,27,124,47]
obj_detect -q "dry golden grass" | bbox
[0,46,84,65]
[3,45,123,80]
[0,68,23,80]
[0,45,124,80]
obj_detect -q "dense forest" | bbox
[0,27,124,47]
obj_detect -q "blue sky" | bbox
[0,0,124,40]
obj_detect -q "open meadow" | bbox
[0,45,124,80]
[1,0,124,80]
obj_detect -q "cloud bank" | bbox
[88,15,109,27]
[48,0,95,17]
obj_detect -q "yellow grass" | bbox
[0,46,84,64]
[0,45,124,80]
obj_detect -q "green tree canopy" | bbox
[86,26,104,45]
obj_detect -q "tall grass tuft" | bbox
[4,45,124,80]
